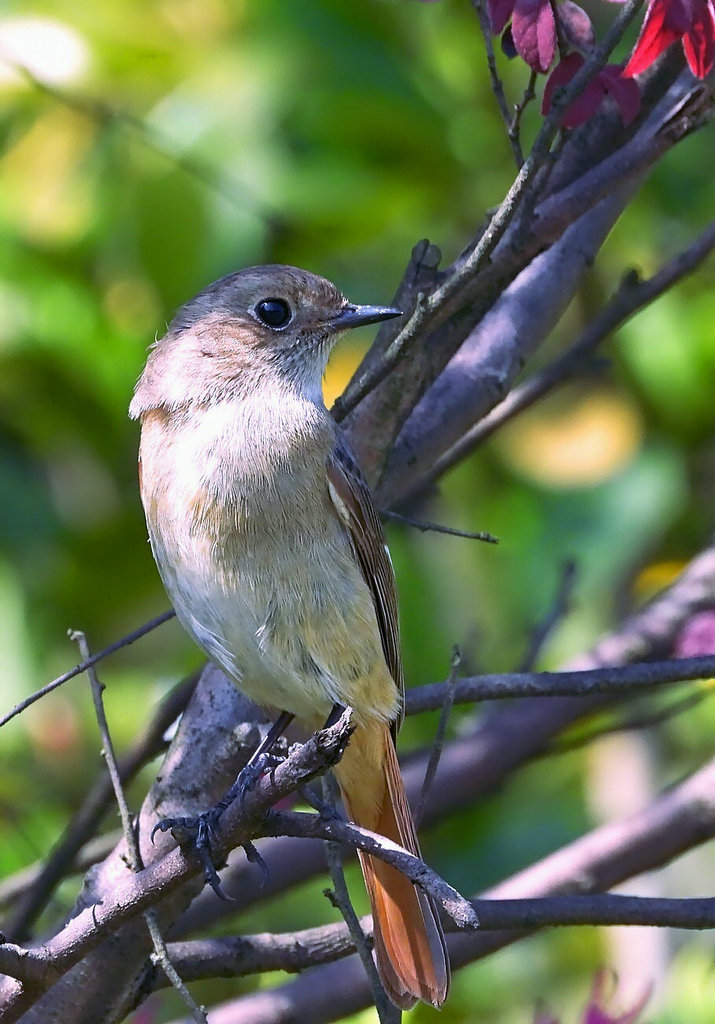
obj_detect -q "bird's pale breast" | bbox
[138,395,399,727]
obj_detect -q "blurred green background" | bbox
[0,1,713,1021]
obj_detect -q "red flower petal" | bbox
[682,0,715,75]
[489,0,516,35]
[542,51,582,109]
[541,53,606,127]
[512,0,557,71]
[600,64,642,124]
[624,0,692,75]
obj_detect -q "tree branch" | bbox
[332,0,645,429]
[406,654,715,715]
[0,706,355,1022]
[0,609,176,730]
[153,923,356,986]
[470,0,523,166]
[143,891,715,992]
[6,674,195,941]
[265,810,479,932]
[74,630,207,1024]
[165,756,715,1023]
[174,541,715,940]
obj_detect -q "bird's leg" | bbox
[232,709,296,800]
[151,710,295,897]
[324,701,348,728]
[298,703,348,819]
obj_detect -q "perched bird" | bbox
[129,264,450,1008]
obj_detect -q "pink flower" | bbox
[489,0,557,71]
[623,0,715,78]
[542,53,641,127]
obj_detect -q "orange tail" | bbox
[339,725,450,1009]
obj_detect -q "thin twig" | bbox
[520,560,577,671]
[470,0,523,167]
[7,675,194,941]
[405,654,715,714]
[145,908,207,1024]
[332,0,644,424]
[0,609,176,728]
[71,631,143,871]
[509,71,538,164]
[146,891,715,990]
[380,509,498,544]
[415,647,462,828]
[321,777,398,1024]
[72,631,207,1024]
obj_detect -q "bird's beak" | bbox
[331,305,403,331]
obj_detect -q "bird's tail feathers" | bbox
[342,727,450,1009]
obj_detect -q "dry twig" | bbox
[72,631,207,1024]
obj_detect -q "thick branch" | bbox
[0,703,354,1022]
[147,892,715,990]
[413,218,715,494]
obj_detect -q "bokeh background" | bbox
[1,1,713,1021]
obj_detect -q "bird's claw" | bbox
[235,751,282,803]
[151,815,201,845]
[148,750,282,899]
[242,839,270,885]
[151,807,234,899]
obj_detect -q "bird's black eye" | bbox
[254,298,292,329]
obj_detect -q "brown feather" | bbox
[327,439,404,733]
[328,439,449,1007]
[340,725,450,1008]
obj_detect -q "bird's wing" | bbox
[327,437,404,734]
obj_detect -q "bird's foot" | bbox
[151,805,230,897]
[233,750,283,804]
[297,782,342,821]
[150,752,283,898]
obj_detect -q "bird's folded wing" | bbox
[326,438,404,732]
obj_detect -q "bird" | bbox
[129,264,450,1008]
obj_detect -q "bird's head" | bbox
[130,264,401,416]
